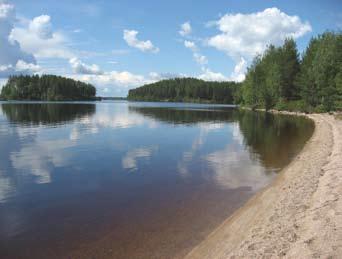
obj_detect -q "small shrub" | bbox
[335,101,342,111]
[314,104,327,113]
[274,100,287,111]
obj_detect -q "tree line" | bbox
[0,32,340,110]
[128,31,341,112]
[0,75,96,101]
[240,32,341,112]
[127,78,241,104]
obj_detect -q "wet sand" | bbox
[186,113,342,258]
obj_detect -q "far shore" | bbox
[186,111,342,258]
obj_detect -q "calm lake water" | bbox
[0,101,314,258]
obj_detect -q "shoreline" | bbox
[186,112,342,258]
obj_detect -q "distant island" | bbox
[128,32,341,113]
[128,77,240,104]
[0,75,96,101]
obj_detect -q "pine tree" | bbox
[279,38,300,100]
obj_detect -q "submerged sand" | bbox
[186,113,342,258]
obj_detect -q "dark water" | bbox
[0,101,314,259]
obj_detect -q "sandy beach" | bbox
[186,113,342,258]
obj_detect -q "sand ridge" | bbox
[186,113,342,258]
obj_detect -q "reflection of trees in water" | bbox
[0,103,97,201]
[130,106,314,171]
[129,106,238,124]
[237,110,314,170]
[1,103,96,125]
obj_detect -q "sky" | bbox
[0,0,341,97]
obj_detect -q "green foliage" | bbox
[0,75,96,101]
[241,56,263,109]
[297,32,342,111]
[274,100,313,113]
[279,38,301,99]
[127,78,241,104]
[336,101,342,111]
[242,31,342,112]
[241,39,300,110]
[313,104,328,113]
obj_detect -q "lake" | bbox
[0,101,314,258]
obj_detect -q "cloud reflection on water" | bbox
[10,138,74,184]
[122,146,158,171]
[0,102,314,256]
[0,102,313,201]
[176,121,272,191]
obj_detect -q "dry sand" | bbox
[186,113,342,258]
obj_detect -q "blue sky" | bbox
[0,0,341,96]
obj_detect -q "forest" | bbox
[240,31,342,112]
[0,75,96,101]
[127,78,241,104]
[128,32,341,112]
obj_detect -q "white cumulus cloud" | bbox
[0,2,39,78]
[70,68,188,96]
[15,60,41,72]
[184,40,208,66]
[179,21,192,36]
[71,70,149,94]
[208,7,312,58]
[69,58,103,75]
[183,41,228,82]
[198,68,227,82]
[184,40,197,52]
[10,14,73,59]
[199,58,247,82]
[29,15,53,39]
[193,53,208,65]
[229,57,246,82]
[123,29,159,53]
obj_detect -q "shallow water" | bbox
[0,101,314,258]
